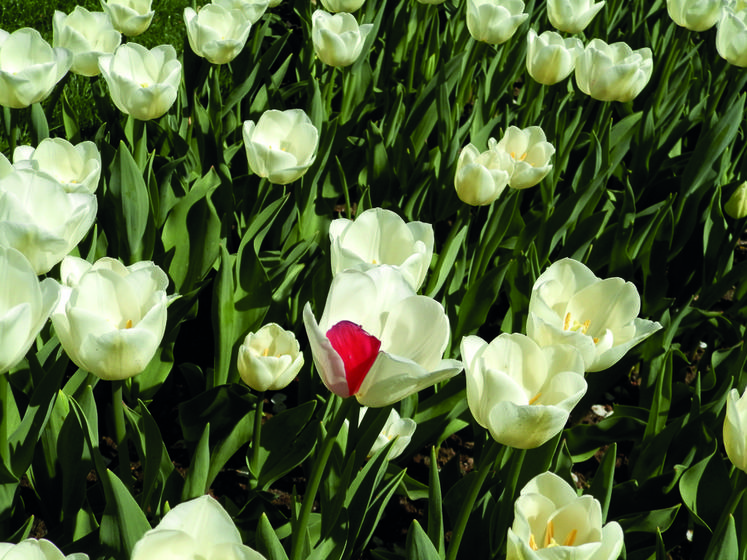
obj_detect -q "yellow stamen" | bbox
[563,312,571,331]
[593,337,599,344]
[262,347,270,357]
[528,534,538,551]
[563,529,578,547]
[125,319,133,329]
[544,520,554,548]
[519,152,527,161]
[528,392,542,405]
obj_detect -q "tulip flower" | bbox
[98,43,182,120]
[666,0,721,31]
[575,39,653,103]
[311,10,373,67]
[132,495,266,560]
[237,323,304,392]
[329,207,435,291]
[454,138,512,206]
[0,164,97,274]
[269,0,282,6]
[100,0,154,37]
[507,472,624,560]
[0,28,72,109]
[50,256,171,381]
[214,0,270,23]
[243,109,319,184]
[461,334,586,449]
[53,7,121,77]
[360,407,417,459]
[184,4,253,65]
[320,0,366,12]
[526,258,662,372]
[526,30,583,85]
[0,538,88,560]
[724,387,747,472]
[13,138,101,194]
[466,0,529,45]
[303,266,462,407]
[725,181,747,219]
[495,125,555,189]
[0,248,60,375]
[546,0,605,33]
[717,4,747,67]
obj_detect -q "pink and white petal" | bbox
[303,302,350,397]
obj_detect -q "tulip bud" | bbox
[184,4,252,65]
[454,139,511,206]
[547,0,605,34]
[100,0,154,37]
[237,324,304,392]
[311,10,373,68]
[666,0,721,31]
[320,0,366,12]
[466,0,528,45]
[526,30,583,86]
[724,388,747,472]
[360,408,417,460]
[717,4,747,68]
[724,181,747,219]
[53,7,122,77]
[575,38,653,103]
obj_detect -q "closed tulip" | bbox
[320,0,366,12]
[454,138,512,206]
[13,138,101,194]
[724,387,747,472]
[0,248,60,375]
[667,0,721,31]
[329,208,435,291]
[461,334,586,449]
[575,39,653,102]
[547,0,605,34]
[184,4,252,64]
[0,538,87,560]
[466,0,528,45]
[526,258,662,372]
[361,407,417,460]
[53,7,121,77]
[242,109,319,184]
[303,266,462,407]
[311,10,373,67]
[526,30,583,85]
[98,43,182,120]
[0,28,72,109]
[51,257,170,381]
[724,181,747,219]
[495,125,555,189]
[237,323,304,392]
[717,4,747,67]
[507,472,624,560]
[132,495,266,560]
[100,0,154,37]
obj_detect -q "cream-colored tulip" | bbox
[717,3,747,67]
[526,258,662,372]
[725,181,747,219]
[13,138,101,194]
[53,7,121,77]
[184,4,252,64]
[495,125,555,189]
[454,138,512,205]
[507,472,624,560]
[575,39,653,103]
[320,0,366,12]
[526,30,583,85]
[724,387,747,472]
[329,208,434,291]
[466,0,528,45]
[100,0,154,37]
[0,538,88,560]
[547,0,605,33]
[311,10,373,67]
[215,0,270,23]
[237,323,304,391]
[360,408,417,460]
[667,0,722,31]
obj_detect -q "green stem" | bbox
[3,106,17,155]
[112,381,131,490]
[445,438,504,560]
[248,392,265,490]
[290,396,356,560]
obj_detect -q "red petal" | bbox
[326,321,381,395]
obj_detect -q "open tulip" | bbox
[303,266,462,407]
[215,0,270,23]
[101,0,154,37]
[51,257,170,381]
[13,138,101,194]
[0,28,72,109]
[98,43,182,120]
[237,323,304,392]
[667,0,721,31]
[320,0,366,11]
[717,4,747,67]
[507,472,624,560]
[547,0,605,33]
[526,30,583,85]
[495,125,555,189]
[243,109,319,184]
[575,39,653,103]
[311,10,373,67]
[53,7,121,77]
[466,0,529,45]
[329,207,435,291]
[454,138,512,206]
[526,258,662,372]
[0,248,60,375]
[360,407,417,460]
[0,539,88,560]
[184,4,252,64]
[461,334,586,449]
[724,387,747,472]
[132,495,266,560]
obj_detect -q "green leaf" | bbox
[588,443,617,522]
[427,446,445,558]
[617,504,681,534]
[704,514,738,560]
[255,514,289,560]
[182,423,210,500]
[406,520,441,560]
[99,469,152,559]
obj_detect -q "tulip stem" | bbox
[2,106,16,156]
[112,381,132,490]
[248,391,265,490]
[290,396,355,560]
[445,438,503,560]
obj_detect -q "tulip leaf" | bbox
[679,448,732,530]
[454,264,508,341]
[616,504,681,534]
[29,102,48,144]
[427,446,445,558]
[182,423,210,500]
[99,469,151,560]
[256,513,289,560]
[406,521,441,560]
[588,443,617,523]
[704,514,738,560]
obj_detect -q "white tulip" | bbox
[526,258,662,372]
[303,266,462,407]
[454,138,512,206]
[184,4,252,65]
[0,248,60,375]
[724,181,747,219]
[360,407,417,460]
[13,138,101,194]
[526,30,583,85]
[495,125,555,189]
[546,0,605,34]
[575,39,653,103]
[0,28,71,109]
[242,109,319,184]
[724,387,747,472]
[237,323,304,392]
[51,257,170,381]
[98,43,182,120]
[100,0,154,37]
[320,0,366,12]
[311,10,373,67]
[507,472,624,560]
[214,0,270,23]
[0,538,88,560]
[717,3,747,67]
[329,208,434,292]
[667,0,722,31]
[132,495,266,560]
[461,334,586,449]
[466,0,528,45]
[53,7,121,77]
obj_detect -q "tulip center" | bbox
[528,520,578,550]
[125,319,133,329]
[563,312,599,344]
[510,151,529,163]
[326,321,381,395]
